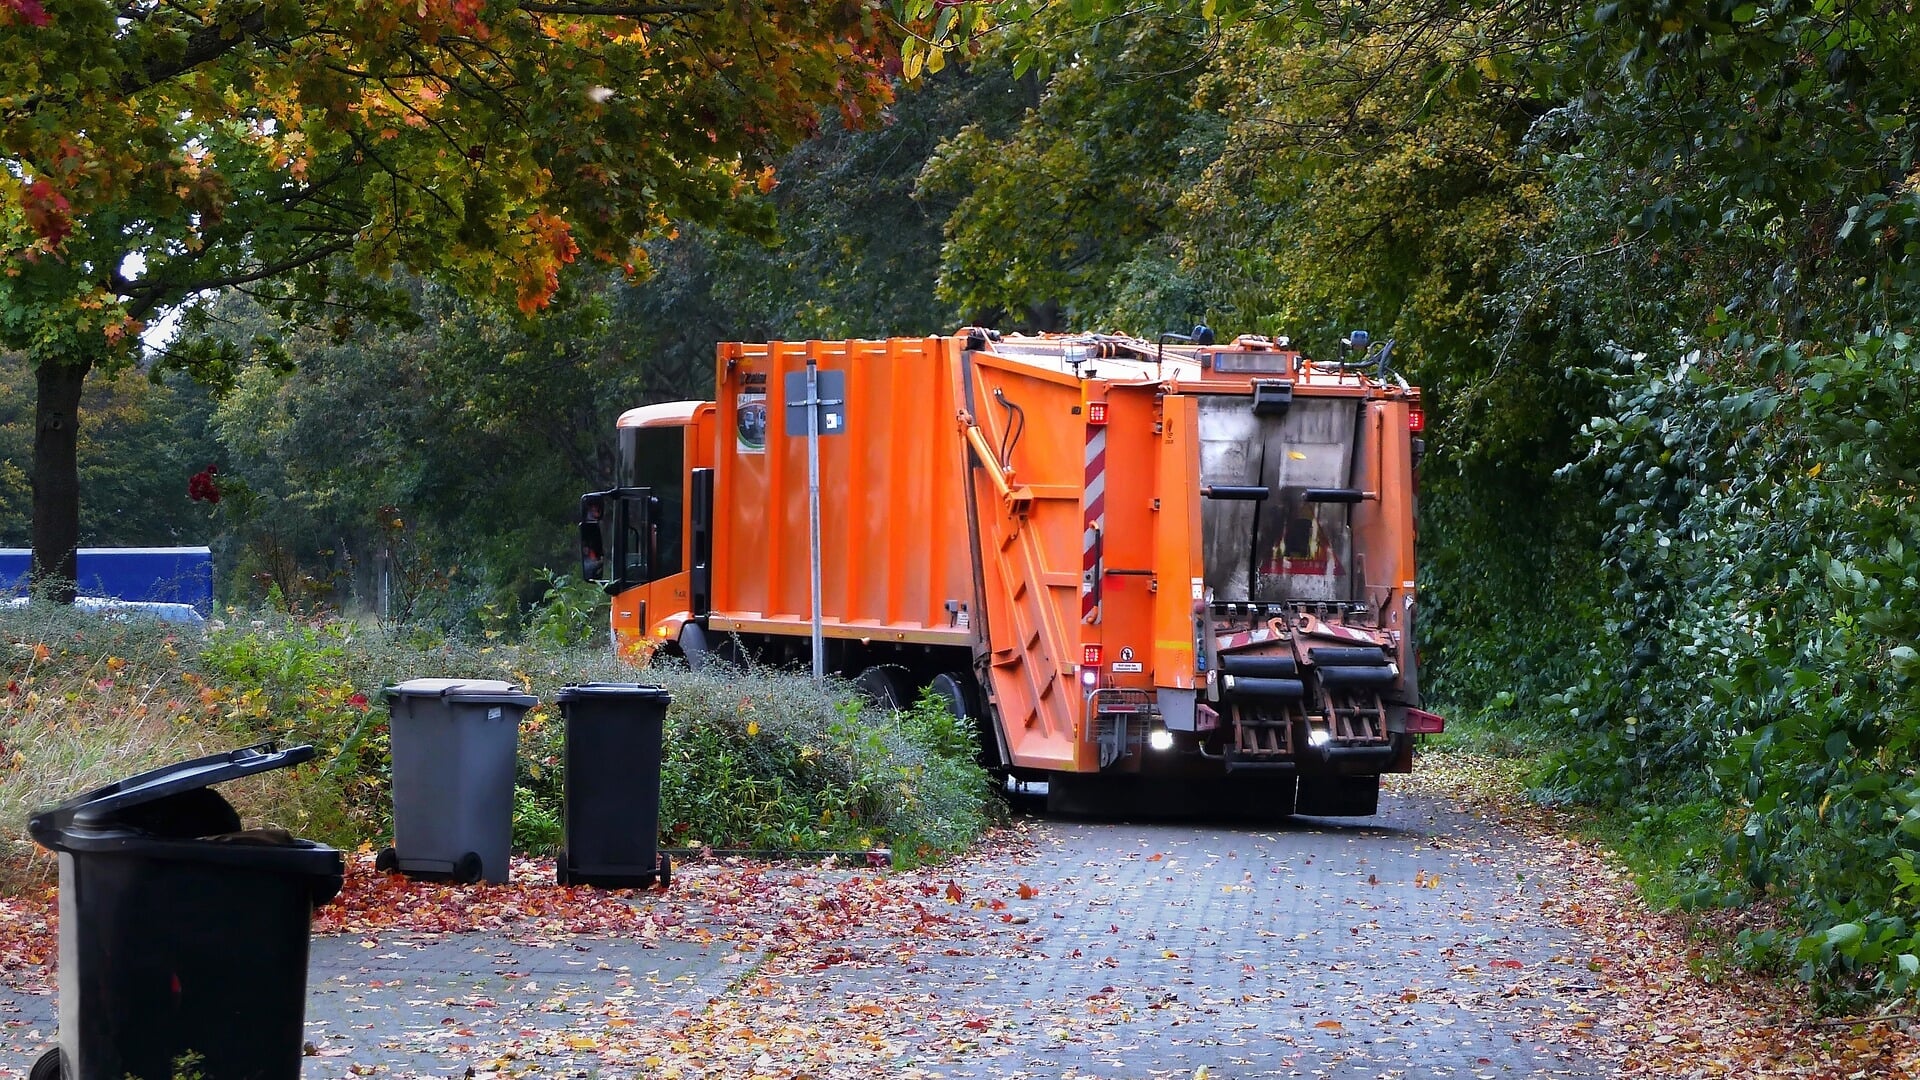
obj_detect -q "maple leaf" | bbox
[19,180,70,246]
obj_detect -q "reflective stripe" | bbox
[1082,425,1106,623]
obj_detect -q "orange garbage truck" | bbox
[579,329,1443,816]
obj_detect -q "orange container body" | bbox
[707,338,976,650]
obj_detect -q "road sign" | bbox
[785,369,847,436]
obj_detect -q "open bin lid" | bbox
[30,745,316,845]
[385,677,537,707]
[556,682,671,702]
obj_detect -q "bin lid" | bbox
[556,682,672,702]
[385,677,537,706]
[29,742,315,838]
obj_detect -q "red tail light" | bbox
[1087,401,1108,425]
[1408,407,1426,433]
[1083,644,1103,666]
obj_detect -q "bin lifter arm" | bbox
[959,411,1032,511]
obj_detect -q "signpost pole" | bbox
[805,354,825,682]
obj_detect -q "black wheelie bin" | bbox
[25,742,344,1080]
[554,683,672,889]
[378,678,535,885]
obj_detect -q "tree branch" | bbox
[123,5,269,95]
[120,238,356,317]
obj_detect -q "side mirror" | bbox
[579,492,608,583]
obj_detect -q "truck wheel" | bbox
[679,624,713,672]
[853,665,913,711]
[928,672,979,721]
[929,672,1001,769]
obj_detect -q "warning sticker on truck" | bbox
[737,392,767,453]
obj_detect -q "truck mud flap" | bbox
[1046,774,1296,821]
[1296,774,1380,816]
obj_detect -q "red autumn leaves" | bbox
[187,465,221,505]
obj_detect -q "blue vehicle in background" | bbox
[0,547,213,621]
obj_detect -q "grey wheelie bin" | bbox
[378,678,535,885]
[25,742,344,1080]
[554,683,672,889]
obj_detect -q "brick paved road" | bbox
[783,792,1610,1079]
[3,789,1613,1078]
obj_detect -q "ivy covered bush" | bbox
[1555,331,1920,998]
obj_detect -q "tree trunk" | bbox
[31,356,92,603]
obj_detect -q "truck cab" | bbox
[578,401,715,660]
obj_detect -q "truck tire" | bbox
[927,671,979,722]
[854,665,914,711]
[929,671,1001,768]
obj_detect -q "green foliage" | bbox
[916,10,1213,328]
[1557,330,1920,996]
[134,66,1007,623]
[512,783,563,856]
[0,354,222,549]
[633,666,999,865]
[196,276,648,621]
[523,570,610,650]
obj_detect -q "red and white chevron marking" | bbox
[1082,424,1106,624]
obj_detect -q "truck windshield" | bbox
[1197,396,1359,605]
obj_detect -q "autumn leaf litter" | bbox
[6,762,1920,1077]
[1395,755,1920,1079]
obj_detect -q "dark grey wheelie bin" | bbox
[378,678,535,885]
[554,683,672,889]
[25,742,344,1080]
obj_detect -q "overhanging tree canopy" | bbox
[0,0,898,595]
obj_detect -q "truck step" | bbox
[1233,712,1295,757]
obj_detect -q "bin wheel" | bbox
[373,847,398,873]
[29,1046,63,1080]
[454,851,484,884]
[555,856,572,887]
[656,852,672,890]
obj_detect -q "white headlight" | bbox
[1308,728,1331,748]
[1148,729,1174,752]
[1080,667,1098,687]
